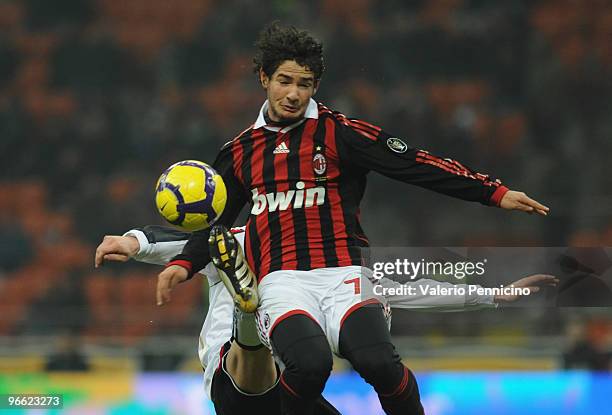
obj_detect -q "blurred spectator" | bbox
[45,331,90,371]
[563,320,611,371]
[24,0,93,32]
[554,249,612,306]
[0,39,20,89]
[172,24,227,87]
[51,25,144,93]
[0,219,33,274]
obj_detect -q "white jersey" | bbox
[125,228,245,397]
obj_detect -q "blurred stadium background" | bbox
[0,0,611,413]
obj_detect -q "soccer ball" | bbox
[155,160,227,231]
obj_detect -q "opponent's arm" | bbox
[381,274,558,311]
[125,226,190,265]
[337,118,549,214]
[94,225,212,274]
[379,277,496,311]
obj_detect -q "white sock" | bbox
[232,307,262,349]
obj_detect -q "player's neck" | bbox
[264,111,300,127]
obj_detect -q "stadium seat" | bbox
[119,272,156,341]
[85,273,119,338]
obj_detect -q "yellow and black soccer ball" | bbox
[155,160,227,231]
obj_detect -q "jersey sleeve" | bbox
[379,277,496,311]
[124,226,190,266]
[336,116,508,206]
[124,226,212,278]
[166,142,249,278]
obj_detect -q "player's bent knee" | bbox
[271,315,333,398]
[282,335,333,397]
[296,340,333,382]
[348,343,403,393]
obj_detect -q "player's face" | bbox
[260,60,318,123]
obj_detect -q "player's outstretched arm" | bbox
[337,119,551,215]
[493,274,558,303]
[382,274,558,311]
[499,191,550,216]
[381,277,495,311]
[95,226,191,268]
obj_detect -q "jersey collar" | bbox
[254,98,319,133]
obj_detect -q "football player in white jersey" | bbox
[95,226,340,415]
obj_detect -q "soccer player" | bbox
[94,227,340,415]
[154,23,550,415]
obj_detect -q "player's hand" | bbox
[94,235,140,268]
[156,265,189,306]
[499,191,549,216]
[494,274,559,303]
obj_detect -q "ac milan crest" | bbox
[313,153,327,175]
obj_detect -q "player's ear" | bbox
[313,80,320,95]
[259,69,269,90]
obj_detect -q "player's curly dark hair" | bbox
[253,22,325,80]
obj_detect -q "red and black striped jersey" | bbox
[169,100,508,281]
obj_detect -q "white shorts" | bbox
[255,265,386,355]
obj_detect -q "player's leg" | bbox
[211,317,340,415]
[213,359,339,415]
[271,314,334,415]
[323,266,424,414]
[256,267,340,415]
[225,307,278,393]
[207,225,280,412]
[208,227,340,414]
[210,341,281,415]
[339,303,424,415]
